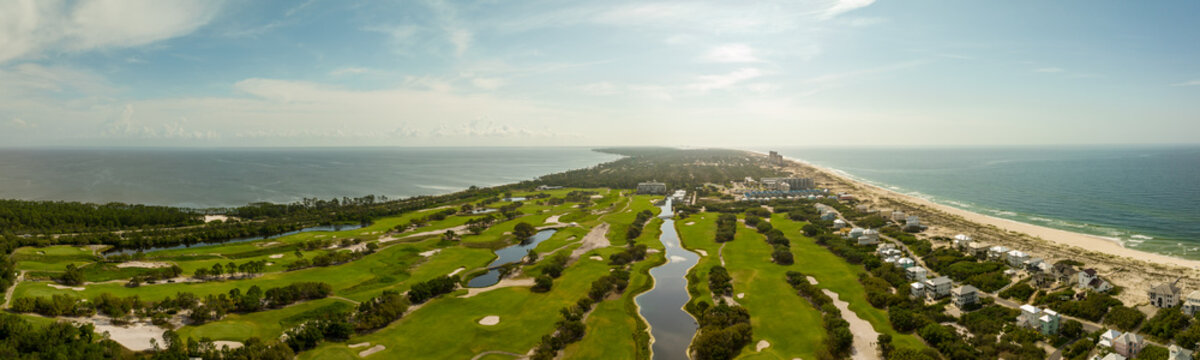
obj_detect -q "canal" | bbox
[636,198,700,360]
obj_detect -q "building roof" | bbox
[1083,268,1098,276]
[1101,354,1127,360]
[1100,329,1122,340]
[1188,290,1200,302]
[927,276,952,286]
[1007,250,1028,257]
[907,266,927,273]
[952,285,978,295]
[1150,280,1182,295]
[910,282,924,289]
[1020,304,1039,314]
[1115,331,1143,344]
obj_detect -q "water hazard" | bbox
[636,199,700,360]
[467,228,558,287]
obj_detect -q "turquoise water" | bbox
[0,147,619,208]
[769,146,1200,259]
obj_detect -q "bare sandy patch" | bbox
[464,278,535,297]
[807,276,819,285]
[348,342,371,348]
[48,283,84,291]
[646,249,661,254]
[204,215,236,223]
[256,241,281,247]
[420,249,441,258]
[695,249,708,257]
[449,267,466,276]
[756,340,770,352]
[115,261,171,269]
[85,318,164,351]
[737,293,745,299]
[685,222,695,226]
[545,215,561,224]
[478,315,500,326]
[568,224,610,261]
[212,341,243,350]
[268,254,284,259]
[359,344,386,357]
[590,256,603,261]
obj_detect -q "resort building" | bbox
[761,178,791,191]
[1006,250,1030,268]
[637,181,667,195]
[1170,345,1194,360]
[924,276,953,299]
[891,210,907,222]
[903,216,922,231]
[952,285,979,308]
[1079,269,1113,293]
[768,151,784,165]
[953,234,973,250]
[1149,279,1183,308]
[906,266,928,282]
[1183,291,1200,316]
[910,282,925,298]
[1112,332,1145,358]
[1017,305,1061,335]
[768,177,814,190]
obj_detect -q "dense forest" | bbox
[535,148,783,190]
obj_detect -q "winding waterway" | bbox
[466,229,558,288]
[636,199,700,360]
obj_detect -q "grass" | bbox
[176,298,356,342]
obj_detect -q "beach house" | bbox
[903,216,922,231]
[832,219,847,229]
[858,228,880,245]
[1006,250,1030,268]
[848,227,865,240]
[953,234,972,250]
[891,210,906,222]
[952,285,979,308]
[1170,345,1194,360]
[988,246,1010,261]
[906,266,928,282]
[821,211,837,221]
[1079,269,1113,293]
[1024,258,1046,272]
[968,242,990,258]
[1099,329,1121,348]
[1149,279,1182,308]
[924,276,953,299]
[1054,262,1079,283]
[637,181,667,195]
[1184,291,1200,316]
[1112,332,1145,358]
[897,258,915,269]
[910,282,925,298]
[1017,305,1061,335]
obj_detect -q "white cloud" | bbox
[1171,80,1200,87]
[1034,67,1064,73]
[471,77,505,90]
[821,0,876,20]
[689,68,765,91]
[0,0,223,63]
[701,44,761,63]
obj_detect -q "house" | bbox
[952,285,979,308]
[925,276,953,299]
[820,211,837,221]
[1099,329,1121,348]
[1024,258,1045,271]
[897,258,916,269]
[1007,250,1030,268]
[953,234,973,250]
[1112,332,1145,358]
[1170,345,1194,360]
[855,204,870,213]
[891,210,907,222]
[1097,354,1127,360]
[858,228,880,245]
[636,181,667,195]
[968,242,990,258]
[1183,291,1200,316]
[906,266,928,282]
[1016,305,1061,335]
[876,243,896,255]
[1079,269,1113,292]
[1033,272,1056,288]
[903,216,922,231]
[848,227,865,239]
[1054,262,1079,283]
[536,185,563,191]
[832,219,847,229]
[1149,279,1182,308]
[988,246,1010,261]
[910,282,926,298]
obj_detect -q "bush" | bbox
[1140,307,1188,341]
[1102,305,1145,331]
[532,275,554,293]
[999,283,1036,302]
[408,276,460,304]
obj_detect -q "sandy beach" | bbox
[766,152,1200,305]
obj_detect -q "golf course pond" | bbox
[467,228,558,287]
[635,199,699,360]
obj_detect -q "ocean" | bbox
[0,147,619,209]
[768,146,1200,260]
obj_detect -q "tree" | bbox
[532,275,553,293]
[210,263,224,277]
[526,249,540,264]
[514,222,537,239]
[60,264,86,286]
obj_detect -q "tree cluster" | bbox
[715,214,738,243]
[408,275,460,304]
[531,269,631,360]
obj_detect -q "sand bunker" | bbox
[48,284,84,291]
[204,215,233,223]
[590,256,603,261]
[359,344,386,357]
[419,249,441,258]
[545,215,561,224]
[695,249,708,256]
[737,293,745,299]
[88,318,165,351]
[212,341,243,350]
[478,315,501,326]
[756,340,770,352]
[348,342,371,348]
[822,289,880,360]
[807,276,819,285]
[685,222,695,226]
[268,254,284,259]
[116,261,171,269]
[256,241,281,247]
[464,278,535,298]
[449,267,466,276]
[568,224,610,261]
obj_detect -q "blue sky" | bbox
[1,0,1197,147]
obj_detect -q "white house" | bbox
[952,285,979,308]
[906,266,928,282]
[1006,250,1030,268]
[1149,279,1182,308]
[1024,258,1046,271]
[1099,329,1122,348]
[891,210,907,222]
[1183,291,1200,316]
[848,227,865,239]
[988,246,1010,261]
[858,228,880,245]
[925,276,953,299]
[968,242,990,258]
[1079,269,1113,293]
[832,219,847,229]
[1017,305,1060,335]
[953,234,973,249]
[897,258,916,269]
[910,282,926,298]
[876,243,896,255]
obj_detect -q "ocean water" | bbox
[769,146,1200,259]
[0,147,619,209]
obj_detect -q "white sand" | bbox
[48,283,84,291]
[87,318,164,352]
[478,315,501,326]
[569,224,611,261]
[449,267,466,276]
[756,340,770,352]
[685,222,695,226]
[545,215,561,224]
[359,344,386,357]
[646,249,661,254]
[204,215,234,223]
[822,289,880,360]
[737,293,745,299]
[464,278,535,298]
[695,249,708,256]
[256,241,281,247]
[590,256,604,261]
[807,276,819,285]
[419,249,441,258]
[268,254,284,259]
[348,342,371,348]
[212,341,243,350]
[115,261,171,269]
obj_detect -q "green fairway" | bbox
[176,298,356,341]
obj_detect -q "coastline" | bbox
[750,150,1200,304]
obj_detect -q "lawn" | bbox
[176,298,356,342]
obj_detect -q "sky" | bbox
[0,0,1197,147]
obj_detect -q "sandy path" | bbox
[449,267,466,276]
[821,289,880,360]
[464,278,535,298]
[718,243,728,266]
[3,271,25,309]
[48,283,85,291]
[569,223,611,261]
